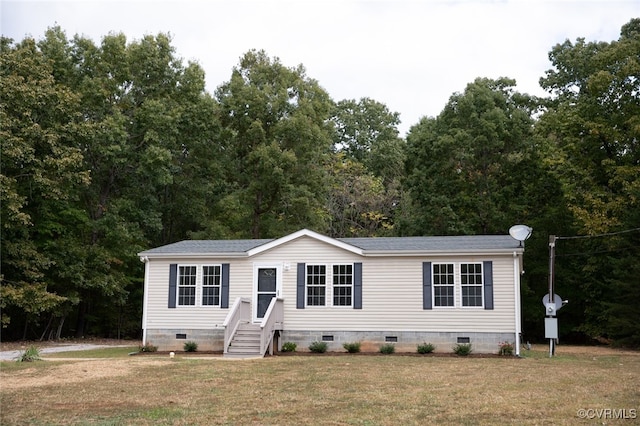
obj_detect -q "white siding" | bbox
[144,236,518,334]
[144,257,254,330]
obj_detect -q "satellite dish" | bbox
[509,225,532,246]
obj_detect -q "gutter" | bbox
[136,252,250,260]
[513,251,522,357]
[362,249,524,257]
[140,256,150,346]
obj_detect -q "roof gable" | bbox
[246,229,363,256]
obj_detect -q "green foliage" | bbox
[331,97,404,181]
[417,342,436,354]
[0,32,86,333]
[328,98,404,237]
[379,343,395,354]
[453,343,473,356]
[139,343,158,353]
[183,341,198,352]
[537,18,640,347]
[342,342,361,353]
[498,342,514,356]
[2,20,639,349]
[281,342,297,352]
[214,49,334,238]
[326,154,396,237]
[17,346,41,362]
[403,77,544,236]
[1,27,216,340]
[308,341,328,353]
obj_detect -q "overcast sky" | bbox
[2,0,638,135]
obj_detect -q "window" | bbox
[433,263,454,307]
[461,263,483,307]
[306,265,326,306]
[333,264,353,306]
[178,265,197,306]
[175,264,223,307]
[202,265,221,306]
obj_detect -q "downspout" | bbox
[140,256,150,345]
[513,252,521,356]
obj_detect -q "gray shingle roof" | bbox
[339,235,520,251]
[139,238,274,255]
[138,233,520,257]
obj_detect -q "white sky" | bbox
[2,0,638,135]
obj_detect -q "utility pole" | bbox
[548,235,557,357]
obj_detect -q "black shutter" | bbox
[353,262,362,309]
[221,263,230,308]
[483,261,493,310]
[168,264,177,308]
[296,263,305,309]
[423,262,432,310]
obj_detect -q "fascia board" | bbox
[361,249,524,257]
[246,228,364,257]
[137,252,249,260]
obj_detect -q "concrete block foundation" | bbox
[145,328,225,352]
[145,328,516,354]
[280,330,516,354]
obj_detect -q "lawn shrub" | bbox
[309,341,328,353]
[183,341,198,352]
[417,342,436,354]
[281,342,297,352]
[453,343,473,356]
[139,342,158,353]
[498,341,514,356]
[17,346,41,362]
[343,342,361,353]
[379,343,395,354]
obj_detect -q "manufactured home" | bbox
[138,228,527,357]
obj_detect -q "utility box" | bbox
[545,317,558,339]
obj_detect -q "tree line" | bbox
[1,20,638,346]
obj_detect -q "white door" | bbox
[254,265,281,321]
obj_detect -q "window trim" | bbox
[332,263,354,308]
[431,262,485,309]
[460,262,484,308]
[177,265,197,307]
[301,263,355,308]
[175,263,224,308]
[305,264,327,307]
[432,262,455,308]
[201,264,222,307]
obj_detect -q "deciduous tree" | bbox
[214,50,334,238]
[403,77,548,236]
[538,19,640,345]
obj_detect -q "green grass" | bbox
[43,346,138,358]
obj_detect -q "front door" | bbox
[256,267,278,320]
